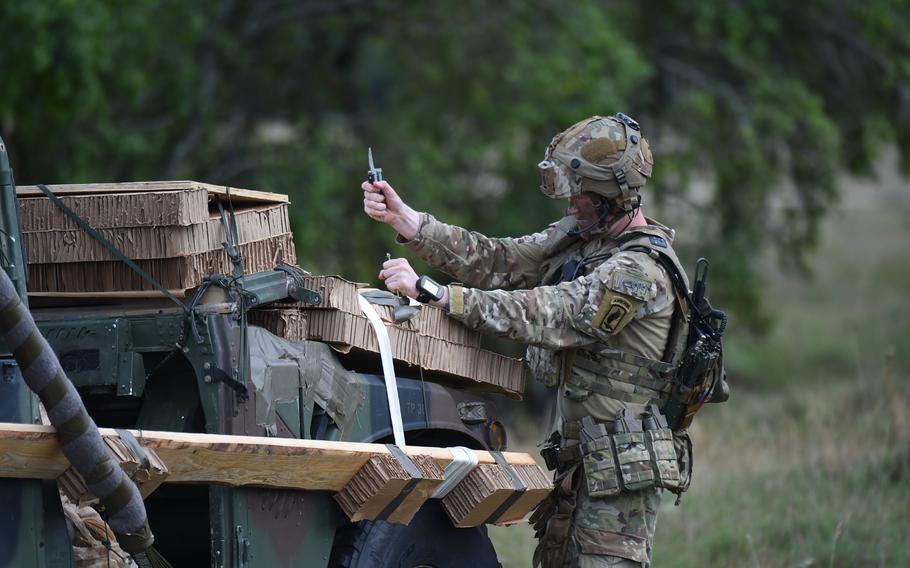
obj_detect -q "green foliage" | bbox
[2,0,908,327]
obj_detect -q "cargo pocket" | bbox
[613,432,655,491]
[646,427,680,490]
[581,437,621,498]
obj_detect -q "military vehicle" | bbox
[0,135,514,567]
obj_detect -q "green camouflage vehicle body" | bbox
[0,136,506,567]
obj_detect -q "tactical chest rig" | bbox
[537,232,728,511]
[560,231,729,431]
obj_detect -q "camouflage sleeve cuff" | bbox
[395,212,433,248]
[447,284,466,317]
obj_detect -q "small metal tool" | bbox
[368,147,383,183]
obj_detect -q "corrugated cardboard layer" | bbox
[299,275,367,313]
[334,453,444,525]
[489,464,552,525]
[252,274,524,396]
[441,463,551,527]
[281,306,524,396]
[281,275,480,347]
[24,203,291,263]
[247,309,307,340]
[17,180,289,204]
[27,234,296,293]
[441,464,513,527]
[17,189,210,231]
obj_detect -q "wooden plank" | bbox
[17,181,289,204]
[0,423,539,492]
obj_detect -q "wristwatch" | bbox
[416,275,445,304]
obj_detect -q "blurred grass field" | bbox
[489,171,910,566]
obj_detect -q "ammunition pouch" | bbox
[612,430,655,492]
[544,408,685,496]
[580,429,621,498]
[646,427,681,491]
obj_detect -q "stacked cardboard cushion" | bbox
[249,275,527,397]
[16,181,295,293]
[334,452,445,525]
[441,462,552,527]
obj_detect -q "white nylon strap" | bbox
[431,446,479,499]
[358,293,406,447]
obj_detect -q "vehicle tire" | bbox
[329,500,501,568]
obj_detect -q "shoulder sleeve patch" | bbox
[589,267,652,336]
[609,268,651,301]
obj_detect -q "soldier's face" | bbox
[567,193,603,235]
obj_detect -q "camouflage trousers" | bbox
[532,464,661,568]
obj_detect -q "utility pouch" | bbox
[579,418,620,498]
[613,409,654,491]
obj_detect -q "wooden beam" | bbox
[17,181,289,204]
[0,423,540,493]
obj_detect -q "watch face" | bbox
[423,279,441,297]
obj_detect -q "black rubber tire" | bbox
[329,501,501,568]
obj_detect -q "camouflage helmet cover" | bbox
[538,114,654,211]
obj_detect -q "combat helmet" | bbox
[538,113,653,212]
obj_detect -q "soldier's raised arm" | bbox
[363,177,571,290]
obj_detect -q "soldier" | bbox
[362,114,692,567]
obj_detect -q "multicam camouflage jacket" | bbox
[401,213,689,433]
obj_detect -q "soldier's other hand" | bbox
[379,257,419,299]
[362,180,420,240]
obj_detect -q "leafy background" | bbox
[2,1,908,565]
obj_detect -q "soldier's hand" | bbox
[362,180,420,240]
[379,257,419,299]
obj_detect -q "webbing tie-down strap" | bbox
[432,446,479,499]
[357,292,406,447]
[115,428,150,470]
[375,444,425,521]
[484,451,527,524]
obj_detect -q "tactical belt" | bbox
[546,419,616,470]
[551,443,582,470]
[561,419,615,441]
